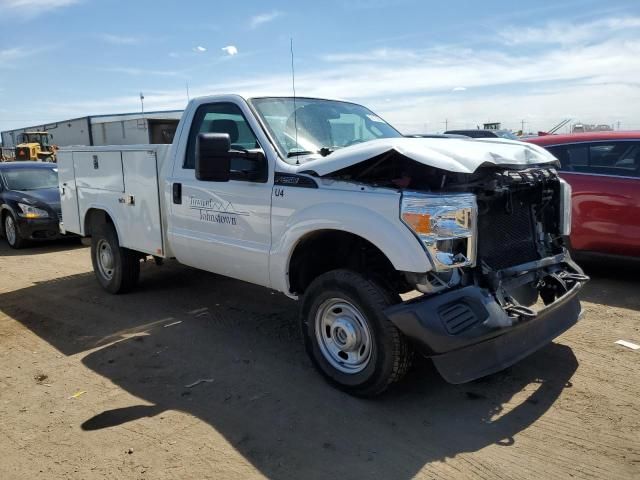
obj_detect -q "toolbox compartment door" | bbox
[120,149,164,256]
[57,150,81,234]
[74,151,124,192]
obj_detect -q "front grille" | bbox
[477,194,540,270]
[57,212,63,222]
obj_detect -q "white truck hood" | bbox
[295,137,558,175]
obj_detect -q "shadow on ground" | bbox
[577,259,640,311]
[0,237,84,257]
[0,261,579,479]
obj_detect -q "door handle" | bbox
[173,182,182,204]
[118,194,135,205]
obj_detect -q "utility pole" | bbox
[521,119,527,133]
[140,92,145,117]
[617,121,621,131]
[443,119,448,132]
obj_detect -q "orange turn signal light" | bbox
[402,212,431,234]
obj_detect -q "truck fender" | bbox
[269,202,431,295]
[81,204,125,245]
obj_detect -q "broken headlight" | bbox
[401,192,477,271]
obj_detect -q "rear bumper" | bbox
[385,274,585,384]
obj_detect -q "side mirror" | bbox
[196,133,231,182]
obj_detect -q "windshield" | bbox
[494,130,519,140]
[2,168,58,190]
[250,97,402,161]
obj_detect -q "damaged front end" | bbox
[326,154,589,384]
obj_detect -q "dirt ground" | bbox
[0,240,638,480]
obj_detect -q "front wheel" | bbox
[4,212,26,249]
[301,269,412,397]
[91,222,140,294]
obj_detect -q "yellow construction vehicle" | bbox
[14,132,57,162]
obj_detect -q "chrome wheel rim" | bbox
[315,298,373,374]
[96,239,114,280]
[5,216,16,246]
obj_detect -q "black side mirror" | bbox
[196,133,231,182]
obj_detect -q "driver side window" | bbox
[184,103,263,181]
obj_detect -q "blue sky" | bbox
[1,0,639,135]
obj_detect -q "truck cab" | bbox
[58,94,588,396]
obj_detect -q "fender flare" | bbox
[81,204,125,245]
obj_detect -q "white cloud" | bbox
[0,45,53,68]
[323,48,419,63]
[499,17,640,46]
[452,87,467,92]
[100,34,143,45]
[0,47,23,63]
[221,45,238,56]
[249,11,281,29]
[193,46,207,53]
[0,0,79,16]
[102,67,183,78]
[20,15,640,133]
[376,83,640,134]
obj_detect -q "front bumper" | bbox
[385,266,586,384]
[16,215,62,240]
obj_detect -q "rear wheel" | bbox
[301,269,412,397]
[4,212,26,249]
[91,222,140,294]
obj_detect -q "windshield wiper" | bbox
[287,150,316,158]
[287,147,336,158]
[319,147,334,157]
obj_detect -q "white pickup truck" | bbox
[58,95,588,396]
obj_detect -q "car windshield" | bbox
[494,130,519,140]
[2,168,58,190]
[250,97,402,161]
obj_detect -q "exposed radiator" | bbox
[477,193,540,270]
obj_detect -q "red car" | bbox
[526,132,640,260]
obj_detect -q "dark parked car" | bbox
[526,132,640,260]
[0,161,62,248]
[445,129,498,138]
[445,129,519,140]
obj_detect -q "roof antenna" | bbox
[290,37,300,164]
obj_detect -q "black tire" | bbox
[3,211,27,249]
[301,269,412,397]
[90,222,140,294]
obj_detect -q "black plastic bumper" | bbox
[385,281,584,384]
[16,216,61,240]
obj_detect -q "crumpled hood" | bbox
[295,137,558,175]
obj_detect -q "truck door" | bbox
[168,102,273,287]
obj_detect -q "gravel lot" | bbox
[0,240,638,479]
